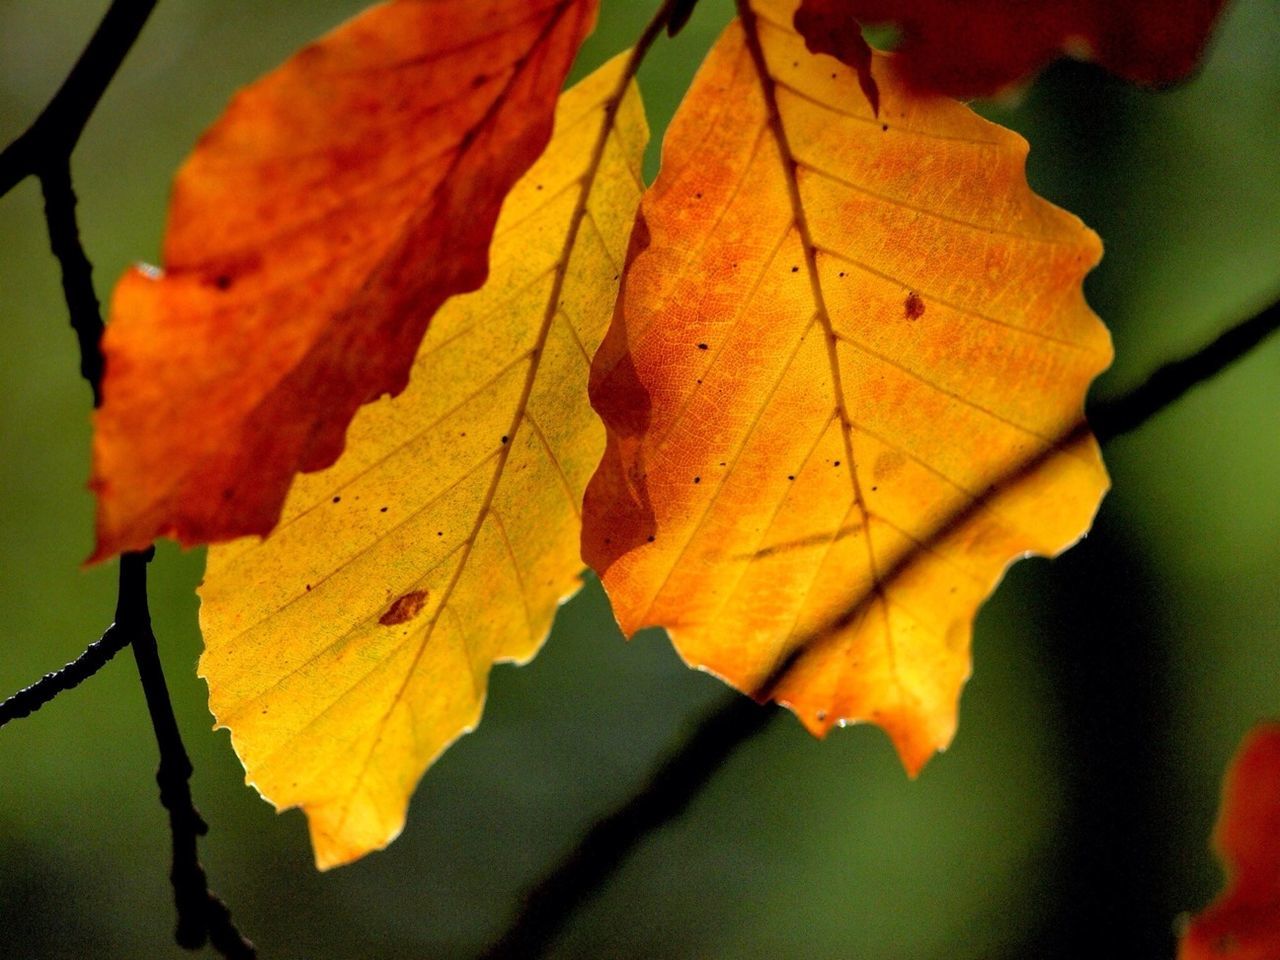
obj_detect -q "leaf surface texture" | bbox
[199,58,647,868]
[91,0,597,560]
[582,0,1112,772]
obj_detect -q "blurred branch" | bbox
[0,624,128,728]
[478,695,773,960]
[122,550,256,959]
[0,0,158,197]
[482,292,1280,958]
[1091,293,1280,443]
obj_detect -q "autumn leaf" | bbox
[90,0,598,562]
[581,0,1111,773]
[794,0,1228,97]
[1180,723,1280,960]
[198,56,648,869]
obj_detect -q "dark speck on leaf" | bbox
[379,590,429,627]
[332,496,341,504]
[791,265,799,272]
[501,435,509,444]
[213,274,232,291]
[305,584,312,592]
[905,291,925,320]
[833,461,841,467]
[788,475,795,480]
[881,123,889,132]
[694,476,701,484]
[380,506,388,513]
[647,535,656,543]
[817,710,827,722]
[697,342,708,350]
[437,531,443,537]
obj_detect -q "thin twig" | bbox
[39,161,106,403]
[122,550,256,959]
[0,624,129,728]
[0,0,158,198]
[480,294,1280,959]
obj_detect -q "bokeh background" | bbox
[1,1,1277,957]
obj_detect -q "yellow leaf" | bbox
[582,0,1112,773]
[198,55,648,869]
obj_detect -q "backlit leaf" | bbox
[198,57,647,869]
[1180,723,1280,960]
[794,0,1228,97]
[582,0,1111,773]
[90,0,597,561]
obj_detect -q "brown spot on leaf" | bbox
[379,589,429,626]
[904,290,925,320]
[873,449,907,482]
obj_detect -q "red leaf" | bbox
[1181,723,1280,960]
[90,0,597,562]
[794,0,1228,97]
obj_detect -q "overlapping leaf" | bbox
[794,0,1227,97]
[198,57,648,869]
[1181,724,1280,960]
[91,0,597,561]
[582,0,1111,773]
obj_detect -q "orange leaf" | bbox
[794,0,1227,97]
[581,0,1111,773]
[90,0,597,562]
[1180,723,1280,960]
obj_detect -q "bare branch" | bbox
[0,624,129,728]
[122,550,256,959]
[0,0,158,197]
[39,162,106,403]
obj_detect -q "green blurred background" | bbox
[0,1,1276,957]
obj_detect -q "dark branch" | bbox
[0,624,129,728]
[478,694,774,960]
[40,162,106,403]
[122,550,256,959]
[0,0,158,197]
[1091,294,1280,443]
[1,3,254,950]
[480,293,1280,959]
